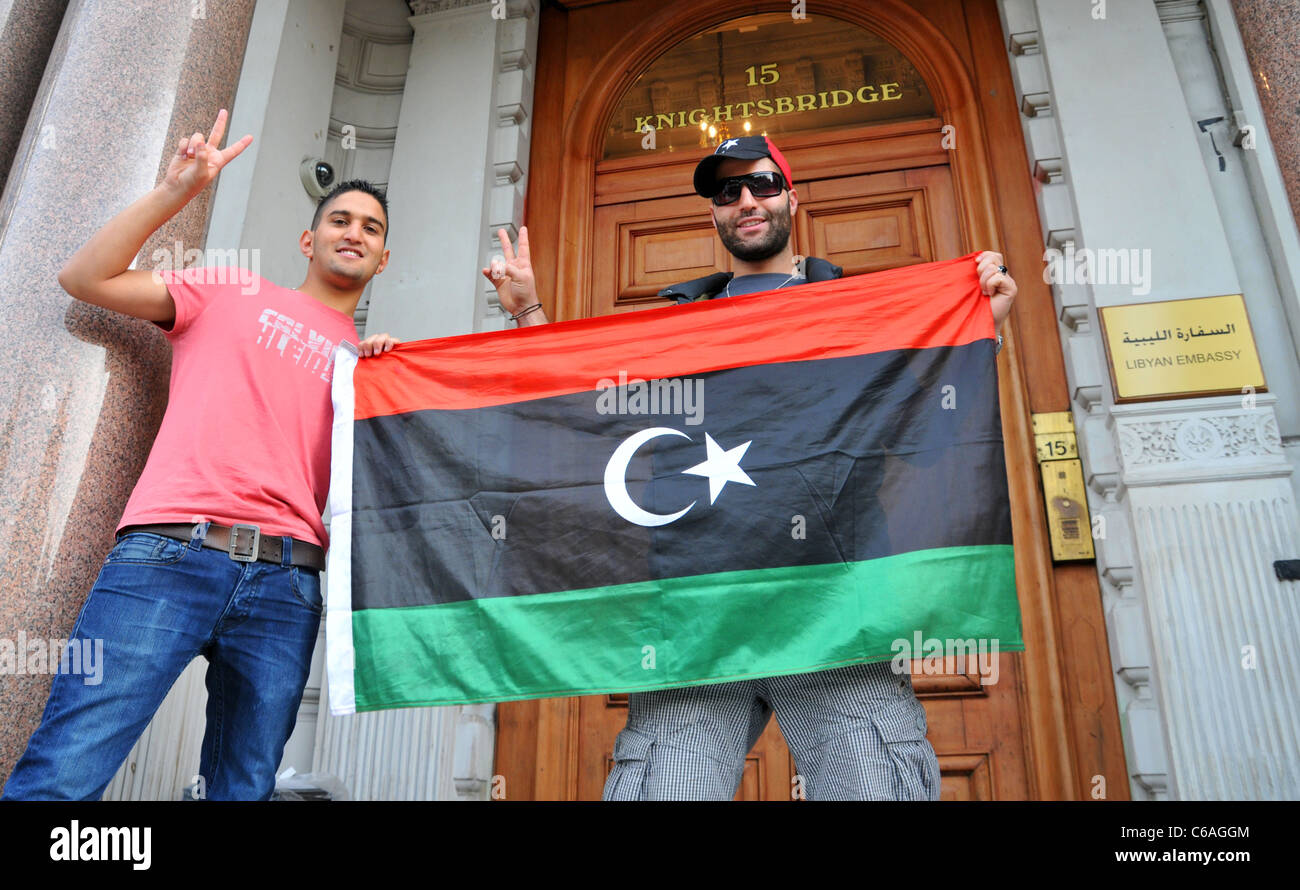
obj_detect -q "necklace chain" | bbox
[721,271,800,299]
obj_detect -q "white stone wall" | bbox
[363,0,539,341]
[206,0,350,289]
[325,1,414,333]
[998,0,1300,799]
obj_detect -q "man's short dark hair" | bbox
[311,179,390,241]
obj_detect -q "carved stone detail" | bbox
[1118,411,1284,466]
[408,0,490,15]
[1117,425,1143,464]
[1174,418,1222,459]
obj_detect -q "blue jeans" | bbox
[2,528,322,801]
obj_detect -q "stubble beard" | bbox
[716,197,793,262]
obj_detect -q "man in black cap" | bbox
[486,135,1017,801]
[662,135,843,302]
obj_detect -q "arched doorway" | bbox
[498,0,1128,801]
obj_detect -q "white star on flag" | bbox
[717,139,739,152]
[682,433,756,504]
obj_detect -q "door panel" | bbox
[798,167,959,273]
[592,195,729,311]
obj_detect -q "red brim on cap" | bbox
[762,138,794,191]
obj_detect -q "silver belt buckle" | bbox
[228,523,261,562]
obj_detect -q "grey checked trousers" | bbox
[602,661,941,801]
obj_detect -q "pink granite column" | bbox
[1231,0,1300,224]
[0,0,70,194]
[0,0,256,788]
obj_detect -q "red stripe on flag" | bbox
[354,252,992,419]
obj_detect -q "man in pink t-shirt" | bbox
[3,112,399,801]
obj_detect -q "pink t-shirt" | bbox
[118,267,358,548]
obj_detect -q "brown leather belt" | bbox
[118,522,326,571]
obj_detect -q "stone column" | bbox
[1209,0,1300,453]
[365,0,538,340]
[365,0,499,341]
[0,0,70,193]
[1115,394,1300,799]
[0,0,257,788]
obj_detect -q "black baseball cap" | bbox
[693,135,795,198]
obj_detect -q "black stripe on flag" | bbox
[351,341,1007,610]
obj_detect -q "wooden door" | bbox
[497,0,1131,802]
[591,165,961,316]
[580,158,1030,800]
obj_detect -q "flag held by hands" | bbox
[326,253,1021,714]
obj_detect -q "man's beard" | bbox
[716,198,793,262]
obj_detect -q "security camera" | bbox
[300,158,335,199]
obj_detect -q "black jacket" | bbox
[660,256,844,304]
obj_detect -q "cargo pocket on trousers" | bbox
[871,697,939,801]
[604,727,655,801]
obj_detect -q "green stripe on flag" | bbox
[351,544,1019,710]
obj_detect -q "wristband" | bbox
[510,303,543,321]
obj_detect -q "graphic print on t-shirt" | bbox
[256,308,340,381]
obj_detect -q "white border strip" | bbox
[326,343,358,715]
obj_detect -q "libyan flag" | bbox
[326,253,1021,714]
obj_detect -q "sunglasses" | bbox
[709,171,788,206]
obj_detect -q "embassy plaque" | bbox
[1098,294,1266,402]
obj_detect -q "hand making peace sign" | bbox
[163,108,253,199]
[482,226,544,321]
